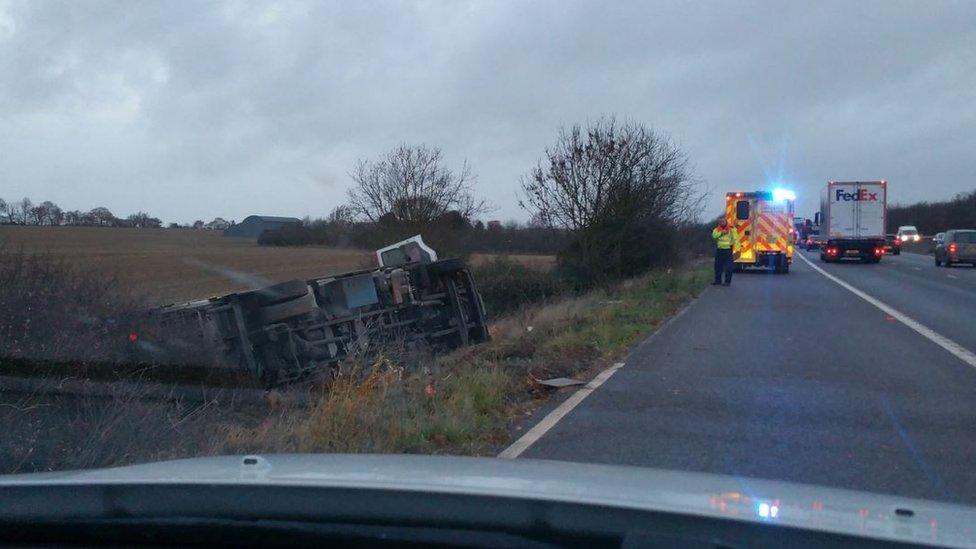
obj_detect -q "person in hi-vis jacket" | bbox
[712,220,740,286]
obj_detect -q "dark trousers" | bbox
[714,248,733,284]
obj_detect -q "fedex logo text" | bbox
[835,189,879,201]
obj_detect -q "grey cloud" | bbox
[1,0,974,224]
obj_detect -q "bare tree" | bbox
[63,210,85,226]
[206,217,229,230]
[125,212,162,228]
[347,144,488,225]
[0,198,8,224]
[16,197,34,225]
[521,117,704,284]
[42,201,64,226]
[31,201,63,226]
[326,205,356,225]
[30,204,48,225]
[89,207,116,227]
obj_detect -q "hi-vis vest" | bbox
[712,227,740,250]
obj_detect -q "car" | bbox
[931,232,945,253]
[934,229,976,267]
[896,225,921,243]
[803,234,825,250]
[5,454,976,548]
[884,234,902,255]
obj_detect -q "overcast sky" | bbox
[1,0,974,223]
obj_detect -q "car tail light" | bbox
[949,243,958,254]
[874,247,883,256]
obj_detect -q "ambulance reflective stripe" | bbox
[756,212,791,251]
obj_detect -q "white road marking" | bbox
[498,362,624,459]
[797,253,976,369]
[948,274,958,279]
[914,267,922,271]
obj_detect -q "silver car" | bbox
[935,229,976,267]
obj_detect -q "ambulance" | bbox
[725,189,796,274]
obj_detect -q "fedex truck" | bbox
[818,181,887,263]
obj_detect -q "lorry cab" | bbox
[725,190,795,274]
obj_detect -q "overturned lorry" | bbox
[152,237,489,387]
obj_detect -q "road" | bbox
[520,250,976,506]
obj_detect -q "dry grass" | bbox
[0,226,554,304]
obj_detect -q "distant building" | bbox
[223,215,302,238]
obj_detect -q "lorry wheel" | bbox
[257,280,311,306]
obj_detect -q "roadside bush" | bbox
[472,257,568,316]
[556,218,678,289]
[521,117,703,290]
[674,221,715,261]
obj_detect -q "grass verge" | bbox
[220,262,711,457]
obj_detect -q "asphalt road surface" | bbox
[521,250,976,506]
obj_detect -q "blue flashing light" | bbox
[772,188,796,202]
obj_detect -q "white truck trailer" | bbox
[817,181,887,263]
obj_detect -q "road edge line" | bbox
[498,284,710,459]
[497,362,624,459]
[796,252,976,369]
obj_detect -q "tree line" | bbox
[0,198,163,228]
[887,190,976,235]
[0,197,238,230]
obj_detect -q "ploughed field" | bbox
[0,226,554,304]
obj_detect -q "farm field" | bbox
[0,226,553,304]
